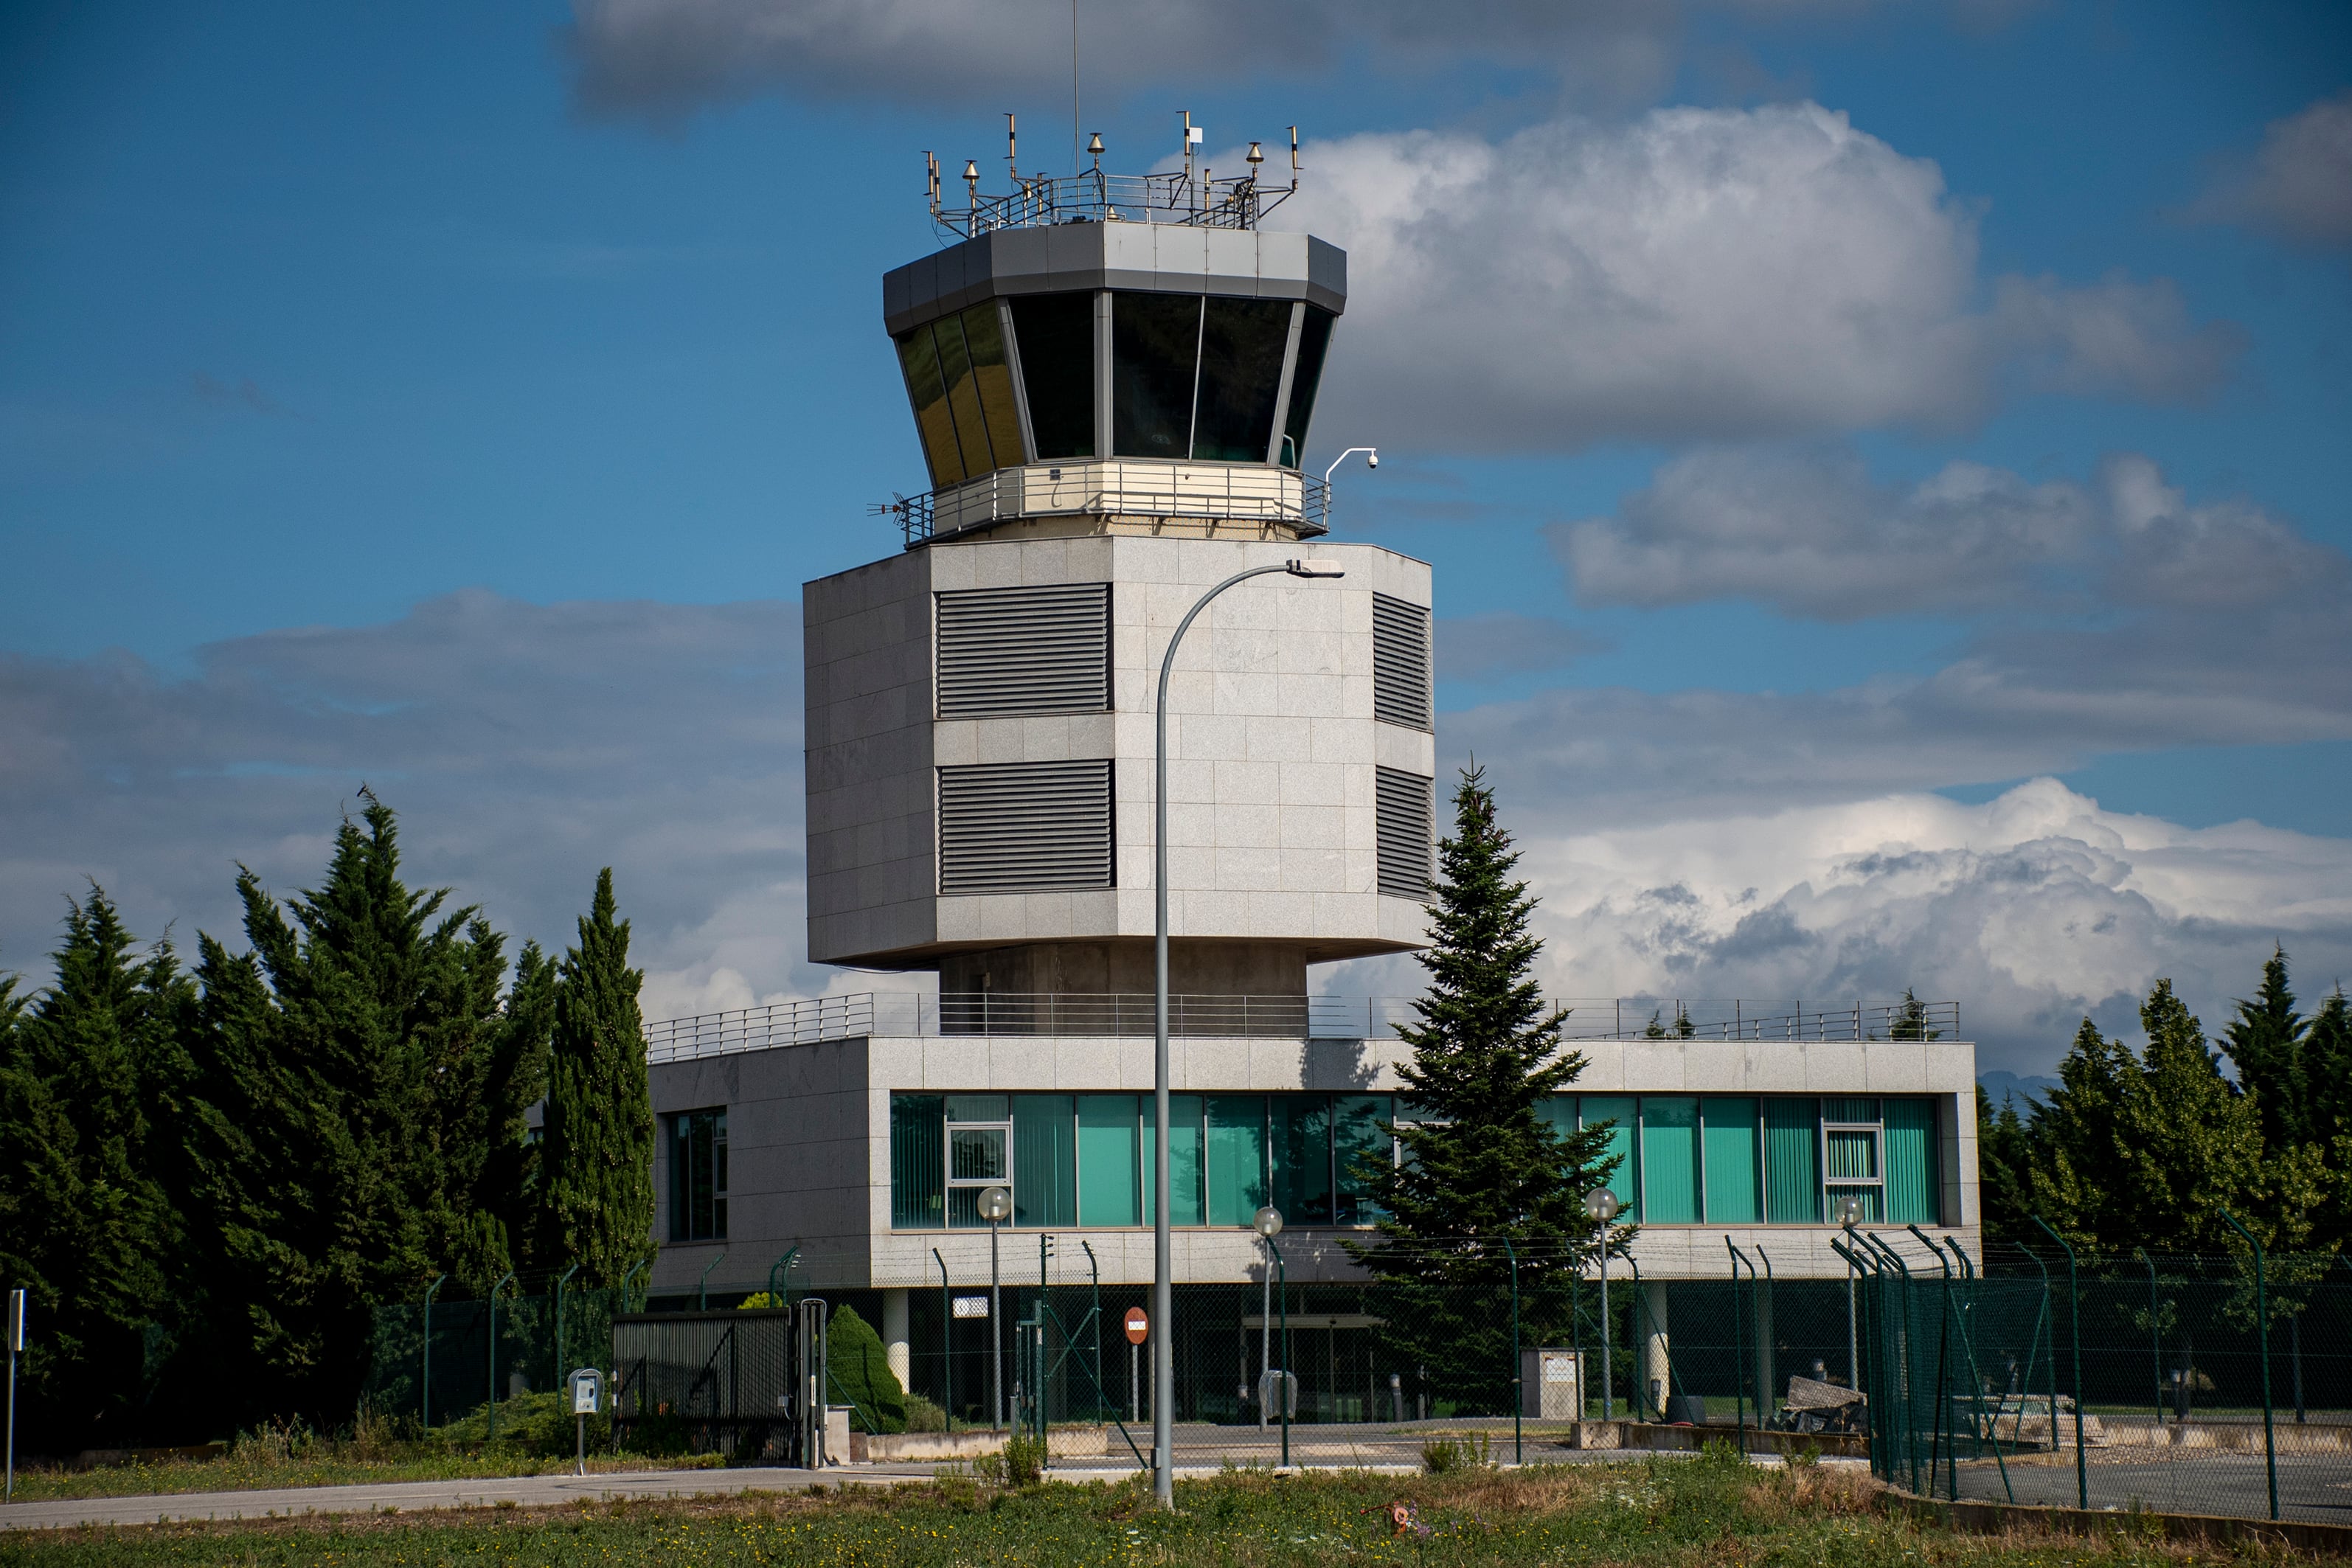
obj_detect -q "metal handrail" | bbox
[933,169,1289,240]
[892,464,1329,548]
[642,993,1963,1062]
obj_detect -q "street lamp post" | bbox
[1583,1189,1619,1418]
[1153,558,1344,1507]
[981,1184,1012,1432]
[1253,1207,1286,1462]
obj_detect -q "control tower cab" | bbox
[803,145,1435,1005]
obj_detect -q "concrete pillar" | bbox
[883,1288,911,1393]
[1641,1280,1671,1420]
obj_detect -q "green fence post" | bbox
[1505,1238,1522,1465]
[933,1248,954,1434]
[2029,1216,2087,1510]
[1726,1240,1749,1451]
[2134,1248,2162,1437]
[1270,1234,1290,1468]
[1829,1237,1880,1480]
[1863,1235,1921,1495]
[2219,1210,2279,1521]
[488,1269,516,1442]
[698,1252,726,1311]
[420,1274,445,1431]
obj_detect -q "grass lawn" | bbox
[1,1393,721,1502]
[0,1446,2262,1567]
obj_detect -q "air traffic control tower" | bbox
[642,140,1978,1427]
[803,147,1437,1002]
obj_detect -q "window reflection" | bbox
[896,326,962,488]
[1009,294,1095,460]
[1280,306,1334,468]
[1111,292,1201,459]
[1193,299,1292,462]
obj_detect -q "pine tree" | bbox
[538,870,656,1286]
[1975,1085,2034,1249]
[2221,946,2309,1151]
[0,890,192,1446]
[1347,767,1621,1414]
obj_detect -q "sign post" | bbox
[567,1367,603,1477]
[1123,1308,1148,1429]
[6,1288,22,1502]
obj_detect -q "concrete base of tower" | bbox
[938,940,1306,998]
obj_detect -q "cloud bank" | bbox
[1555,449,2348,619]
[1284,105,2238,450]
[2193,90,2352,252]
[7,583,2349,1073]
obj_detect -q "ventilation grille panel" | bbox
[1372,594,1432,730]
[939,760,1116,895]
[1376,767,1434,901]
[937,583,1111,718]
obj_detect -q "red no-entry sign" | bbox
[1124,1306,1149,1345]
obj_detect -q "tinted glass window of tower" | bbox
[1007,293,1095,460]
[670,1109,728,1242]
[1280,308,1334,468]
[896,303,1024,487]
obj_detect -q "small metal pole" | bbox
[2030,1216,2087,1510]
[934,1249,954,1433]
[2219,1210,2279,1521]
[7,1288,22,1502]
[420,1274,444,1432]
[1272,1235,1289,1468]
[991,1213,1004,1431]
[1506,1238,1522,1464]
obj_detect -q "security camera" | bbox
[1367,451,1378,468]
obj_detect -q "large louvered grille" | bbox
[938,760,1116,895]
[936,583,1111,718]
[1375,767,1433,901]
[1372,594,1432,729]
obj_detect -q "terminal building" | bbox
[642,153,1979,1426]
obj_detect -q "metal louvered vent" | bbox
[1372,594,1432,730]
[1376,767,1433,901]
[938,760,1115,895]
[937,583,1110,718]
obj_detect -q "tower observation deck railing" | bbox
[892,461,1329,547]
[934,169,1290,240]
[641,993,1959,1064]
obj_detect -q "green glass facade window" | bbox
[1205,1095,1269,1227]
[1272,1095,1333,1226]
[1144,1093,1206,1227]
[1075,1094,1139,1227]
[1581,1096,1636,1207]
[1640,1097,1701,1224]
[891,1094,944,1229]
[1763,1098,1819,1223]
[1701,1097,1760,1224]
[1883,1097,1940,1224]
[1013,1094,1076,1228]
[1333,1095,1391,1225]
[885,1090,1945,1230]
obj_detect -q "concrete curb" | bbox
[1889,1489,2352,1555]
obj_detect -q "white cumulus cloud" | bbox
[1280,104,2238,449]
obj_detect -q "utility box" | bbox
[1520,1348,1582,1420]
[825,1406,853,1465]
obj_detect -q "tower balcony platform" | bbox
[892,457,1331,547]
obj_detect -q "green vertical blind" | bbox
[886,1091,1945,1229]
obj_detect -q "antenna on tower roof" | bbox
[1005,113,1017,184]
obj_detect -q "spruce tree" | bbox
[0,891,192,1446]
[538,870,656,1286]
[1975,1085,2034,1249]
[1348,767,1621,1414]
[2221,946,2308,1151]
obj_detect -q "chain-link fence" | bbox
[1839,1236,2352,1525]
[363,1281,636,1431]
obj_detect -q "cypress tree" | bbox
[178,791,518,1423]
[1348,767,1620,1414]
[0,891,192,1446]
[538,870,656,1286]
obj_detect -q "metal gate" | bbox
[611,1308,803,1463]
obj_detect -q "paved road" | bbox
[1952,1452,2352,1525]
[0,1429,1836,1534]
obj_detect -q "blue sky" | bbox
[3,1,2348,1072]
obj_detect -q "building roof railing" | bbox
[888,460,1329,547]
[642,993,1960,1066]
[931,168,1291,240]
